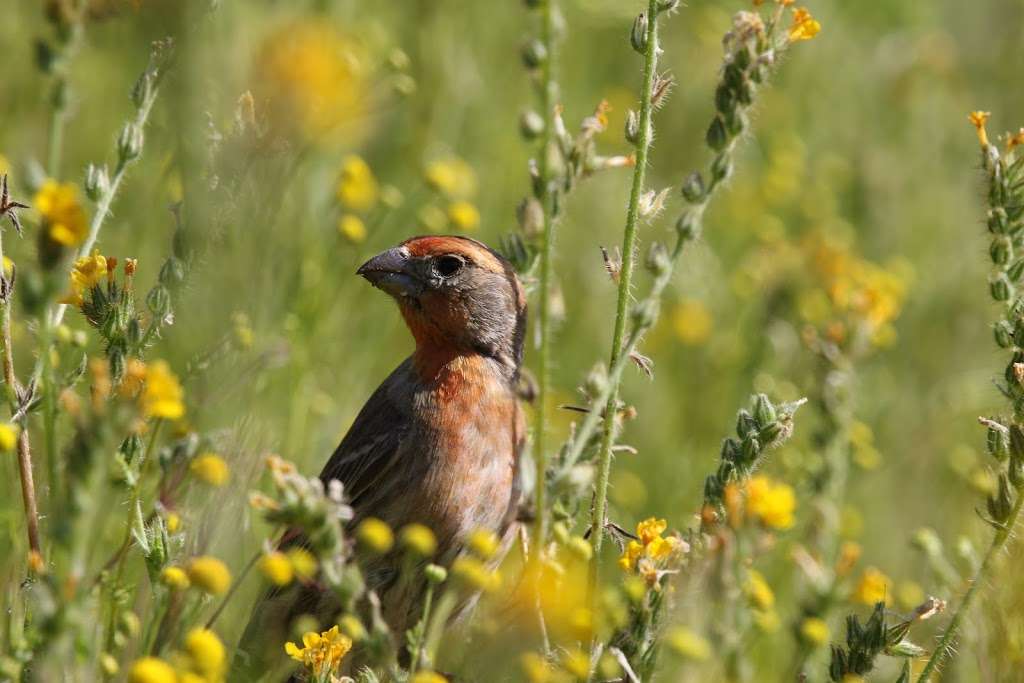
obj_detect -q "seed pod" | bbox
[624,110,641,145]
[991,237,1012,265]
[706,116,728,151]
[681,171,706,204]
[630,13,649,54]
[988,207,1009,234]
[519,110,545,140]
[990,273,1013,302]
[988,425,1010,462]
[995,320,1014,348]
[521,40,547,69]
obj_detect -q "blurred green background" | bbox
[3,0,1024,680]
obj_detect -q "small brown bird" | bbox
[237,235,526,676]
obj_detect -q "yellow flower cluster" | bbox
[421,157,481,233]
[335,155,378,245]
[59,250,108,307]
[968,110,991,147]
[284,625,353,678]
[34,179,88,246]
[141,360,185,420]
[257,547,318,586]
[127,628,225,683]
[617,517,681,584]
[745,474,796,529]
[788,7,821,43]
[852,566,892,606]
[190,453,229,486]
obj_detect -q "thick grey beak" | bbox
[357,246,422,299]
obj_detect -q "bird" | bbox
[235,235,527,678]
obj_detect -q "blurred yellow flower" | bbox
[356,517,394,553]
[561,648,589,679]
[59,250,108,307]
[521,652,554,683]
[165,512,180,533]
[424,158,477,198]
[834,541,862,577]
[337,214,367,244]
[284,625,352,678]
[336,155,379,211]
[0,423,17,451]
[800,617,830,646]
[259,551,294,586]
[411,673,448,683]
[190,453,229,487]
[788,7,821,42]
[254,21,371,141]
[447,200,481,232]
[666,627,711,661]
[338,614,367,642]
[286,548,318,580]
[451,556,501,593]
[141,360,185,420]
[0,154,8,175]
[183,628,225,680]
[671,299,713,346]
[852,566,892,606]
[34,179,88,246]
[897,580,925,610]
[467,528,499,559]
[399,523,437,557]
[1007,127,1024,151]
[968,110,991,147]
[187,556,231,595]
[746,475,796,529]
[744,569,775,610]
[128,657,176,683]
[159,566,189,590]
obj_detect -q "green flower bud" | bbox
[991,237,1012,265]
[759,420,784,444]
[84,164,110,201]
[1010,424,1024,460]
[631,299,658,329]
[990,273,1013,301]
[519,110,545,140]
[714,84,736,117]
[676,211,701,241]
[424,563,448,584]
[720,437,741,464]
[987,473,1014,522]
[753,393,776,427]
[1009,451,1024,489]
[630,13,649,54]
[117,122,144,163]
[711,153,733,183]
[624,110,641,145]
[1008,259,1024,282]
[521,40,548,69]
[988,425,1010,462]
[735,409,757,439]
[740,435,759,464]
[681,171,706,204]
[644,242,671,277]
[706,117,728,152]
[988,207,1009,234]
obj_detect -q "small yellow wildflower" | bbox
[0,423,17,451]
[34,179,88,246]
[399,523,438,557]
[336,155,379,211]
[159,566,190,591]
[59,250,108,307]
[672,299,713,346]
[561,648,589,679]
[187,556,231,595]
[411,673,448,683]
[666,627,711,661]
[337,214,367,244]
[1007,128,1024,151]
[284,625,353,678]
[467,528,499,559]
[356,517,394,553]
[618,517,681,573]
[166,512,181,534]
[746,475,796,529]
[141,361,185,420]
[183,628,225,679]
[424,157,477,198]
[788,7,821,42]
[834,541,862,577]
[744,569,775,610]
[259,551,294,586]
[100,653,119,676]
[286,547,318,580]
[190,453,229,487]
[521,652,553,683]
[128,657,176,683]
[338,614,367,642]
[852,566,892,606]
[451,556,501,592]
[969,111,991,147]
[447,200,481,232]
[800,617,830,646]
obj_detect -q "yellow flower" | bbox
[183,628,225,679]
[666,627,711,661]
[788,7,821,42]
[284,625,353,677]
[746,475,796,529]
[897,580,925,611]
[286,547,318,580]
[0,423,18,451]
[852,566,892,606]
[336,155,379,211]
[969,110,991,147]
[254,21,370,141]
[259,551,294,586]
[451,556,501,593]
[34,179,88,246]
[672,299,713,345]
[521,652,554,683]
[187,556,231,595]
[338,614,367,642]
[447,200,481,232]
[467,528,499,559]
[141,360,185,420]
[166,512,181,534]
[411,673,448,683]
[356,517,394,553]
[159,566,190,591]
[618,517,682,574]
[834,541,862,578]
[128,657,176,683]
[800,617,830,646]
[100,653,119,676]
[59,250,108,307]
[561,648,589,679]
[744,569,775,610]
[424,158,477,198]
[399,523,438,557]
[337,214,367,244]
[1007,127,1024,151]
[636,518,667,545]
[190,453,229,487]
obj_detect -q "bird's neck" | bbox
[411,343,515,388]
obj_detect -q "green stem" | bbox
[408,582,436,678]
[589,0,660,558]
[916,492,1024,682]
[532,0,557,549]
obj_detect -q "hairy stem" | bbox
[590,0,660,557]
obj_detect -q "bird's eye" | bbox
[434,255,465,278]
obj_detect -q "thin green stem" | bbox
[590,0,660,558]
[532,0,557,549]
[917,489,1024,681]
[407,582,436,678]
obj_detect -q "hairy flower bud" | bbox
[519,110,545,140]
[681,171,706,204]
[521,40,548,69]
[84,164,110,201]
[630,13,649,54]
[625,110,641,145]
[117,122,144,162]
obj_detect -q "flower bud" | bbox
[519,110,545,140]
[988,425,1010,462]
[656,0,679,12]
[425,563,448,584]
[631,299,658,329]
[1009,450,1024,489]
[720,437,741,463]
[1010,424,1024,460]
[676,211,701,241]
[986,473,1014,522]
[990,273,1013,302]
[1008,259,1024,283]
[625,110,640,145]
[117,122,144,163]
[706,117,728,151]
[995,320,1014,348]
[740,435,759,464]
[735,410,757,439]
[84,164,110,201]
[521,40,548,69]
[644,242,670,277]
[131,70,154,109]
[711,153,733,183]
[516,197,545,238]
[759,420,783,443]
[988,207,1009,234]
[991,237,1013,266]
[584,362,608,398]
[681,171,706,204]
[753,393,776,427]
[630,13,649,54]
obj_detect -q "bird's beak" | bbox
[357,246,423,299]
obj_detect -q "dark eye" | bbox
[434,255,465,278]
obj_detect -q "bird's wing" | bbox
[318,357,416,512]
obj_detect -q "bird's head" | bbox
[357,236,527,375]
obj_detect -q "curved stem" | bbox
[589,0,660,558]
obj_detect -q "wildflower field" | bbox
[1,0,1023,681]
